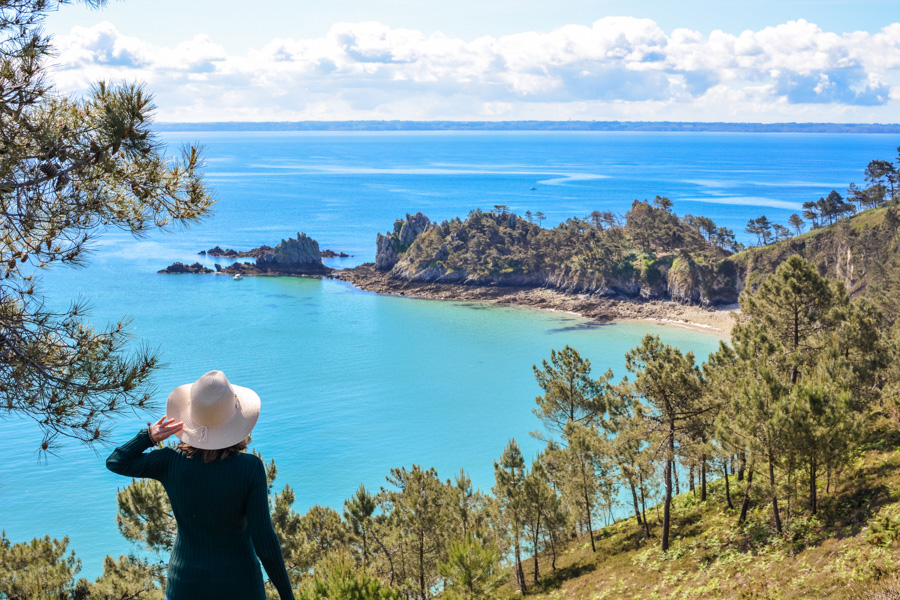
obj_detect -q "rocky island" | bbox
[200,245,274,258]
[160,232,333,277]
[159,262,216,274]
[200,244,350,259]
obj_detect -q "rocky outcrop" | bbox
[200,245,274,258]
[158,262,214,274]
[375,234,400,271]
[201,244,349,260]
[375,212,433,271]
[257,232,324,268]
[163,233,333,277]
[321,249,351,258]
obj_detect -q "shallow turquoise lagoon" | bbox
[1,260,722,579]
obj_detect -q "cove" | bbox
[0,256,721,579]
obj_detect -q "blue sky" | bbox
[43,0,900,122]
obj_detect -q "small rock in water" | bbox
[158,262,214,274]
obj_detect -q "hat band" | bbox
[185,396,242,445]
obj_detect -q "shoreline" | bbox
[330,264,737,337]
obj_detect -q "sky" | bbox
[41,0,900,122]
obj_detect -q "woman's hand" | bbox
[148,416,184,443]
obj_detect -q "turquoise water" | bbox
[1,131,895,579]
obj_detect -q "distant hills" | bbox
[154,121,900,133]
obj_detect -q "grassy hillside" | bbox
[728,201,900,300]
[498,419,900,600]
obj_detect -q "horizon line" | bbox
[154,120,900,133]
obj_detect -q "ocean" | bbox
[0,131,896,579]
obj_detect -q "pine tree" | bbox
[92,555,162,600]
[493,439,527,592]
[778,348,859,514]
[344,485,377,568]
[521,457,556,584]
[115,478,176,555]
[382,465,449,599]
[438,534,502,600]
[0,533,85,599]
[446,469,488,540]
[0,0,213,452]
[740,255,842,384]
[720,325,788,533]
[601,387,655,538]
[624,334,705,551]
[298,505,350,573]
[298,554,402,600]
[559,423,616,552]
[532,345,611,437]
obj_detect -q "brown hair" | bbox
[177,438,248,463]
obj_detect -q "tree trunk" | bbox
[768,455,783,534]
[738,453,746,482]
[662,423,675,551]
[723,459,734,510]
[533,514,541,586]
[363,533,369,569]
[580,459,596,552]
[791,308,800,384]
[629,480,643,525]
[639,472,650,535]
[739,470,754,524]
[673,461,680,496]
[372,531,394,587]
[419,530,427,600]
[809,457,818,515]
[549,529,558,572]
[514,533,526,593]
[690,464,696,496]
[701,459,707,502]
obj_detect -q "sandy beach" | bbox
[332,264,737,337]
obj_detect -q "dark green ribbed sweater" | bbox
[107,430,295,600]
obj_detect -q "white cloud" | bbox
[49,18,900,121]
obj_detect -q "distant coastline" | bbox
[154,120,900,134]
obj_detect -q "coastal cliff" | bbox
[365,202,900,309]
[370,207,741,306]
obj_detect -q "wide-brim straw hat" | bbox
[166,370,260,450]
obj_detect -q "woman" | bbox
[107,370,295,600]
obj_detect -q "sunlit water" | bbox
[0,131,895,579]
